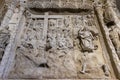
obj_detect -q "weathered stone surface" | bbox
[0,27,10,63]
[27,0,93,10]
[0,0,120,79]
[0,0,7,26]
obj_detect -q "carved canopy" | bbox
[27,0,94,10]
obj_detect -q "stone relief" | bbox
[78,27,97,52]
[0,0,120,79]
[16,19,46,66]
[103,3,120,59]
[0,27,10,62]
[109,25,120,58]
[7,14,113,79]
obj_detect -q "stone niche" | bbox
[8,10,116,79]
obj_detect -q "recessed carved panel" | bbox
[8,14,113,79]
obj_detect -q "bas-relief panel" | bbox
[9,14,112,79]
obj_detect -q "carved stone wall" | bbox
[0,0,120,79]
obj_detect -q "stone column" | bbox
[0,6,25,78]
[95,5,120,79]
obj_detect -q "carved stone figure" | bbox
[46,19,57,50]
[80,62,87,74]
[46,29,56,50]
[48,19,57,29]
[78,27,96,52]
[57,33,67,50]
[63,29,73,49]
[109,25,120,57]
[102,64,110,76]
[64,16,71,28]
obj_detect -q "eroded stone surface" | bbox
[0,27,10,63]
[8,15,113,79]
[0,0,120,79]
